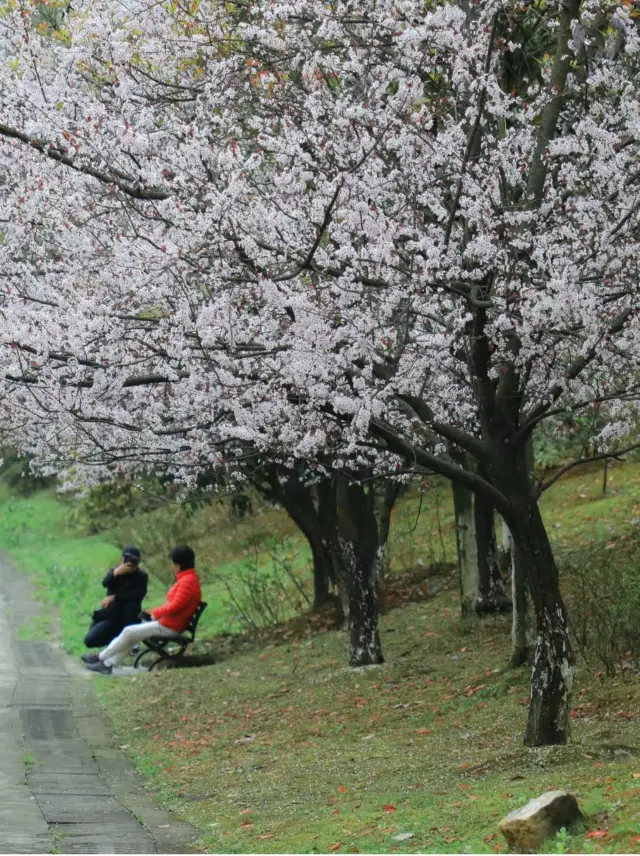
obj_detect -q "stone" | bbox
[392,832,414,842]
[499,790,583,852]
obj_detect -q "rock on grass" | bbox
[499,790,583,852]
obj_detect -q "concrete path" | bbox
[0,559,200,854]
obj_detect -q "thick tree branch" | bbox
[0,123,170,200]
[369,416,511,519]
[5,370,189,389]
[525,0,581,206]
[395,393,489,460]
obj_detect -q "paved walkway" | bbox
[0,559,199,854]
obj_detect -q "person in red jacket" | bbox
[86,545,201,675]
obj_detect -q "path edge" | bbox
[4,549,202,854]
[69,675,202,854]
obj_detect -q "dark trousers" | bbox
[84,619,123,649]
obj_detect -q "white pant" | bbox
[99,621,181,667]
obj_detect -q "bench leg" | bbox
[148,646,188,671]
[148,653,169,672]
[134,647,165,670]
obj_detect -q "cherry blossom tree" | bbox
[2,0,640,744]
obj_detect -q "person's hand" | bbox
[114,562,135,576]
[101,594,115,608]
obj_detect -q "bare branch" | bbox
[537,442,640,495]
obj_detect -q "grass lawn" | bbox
[96,591,640,854]
[2,462,640,851]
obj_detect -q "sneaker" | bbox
[85,660,113,675]
[81,653,100,664]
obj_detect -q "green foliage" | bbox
[562,542,640,676]
[221,536,312,631]
[0,448,55,496]
[533,416,594,470]
[547,827,569,854]
[115,500,219,585]
[71,478,168,535]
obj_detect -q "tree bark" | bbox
[474,489,510,615]
[255,466,339,612]
[315,481,348,627]
[511,500,574,746]
[377,480,401,578]
[452,481,478,617]
[493,453,575,746]
[333,474,384,667]
[497,517,512,574]
[309,538,333,610]
[453,479,509,617]
[507,524,535,667]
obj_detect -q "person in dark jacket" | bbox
[81,546,148,662]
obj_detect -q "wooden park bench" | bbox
[133,602,208,671]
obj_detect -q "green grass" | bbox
[96,590,640,854]
[95,461,640,854]
[3,461,640,852]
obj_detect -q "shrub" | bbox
[70,478,170,534]
[562,542,640,676]
[0,448,56,496]
[115,501,209,585]
[222,536,312,631]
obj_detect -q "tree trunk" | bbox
[501,473,575,746]
[333,475,384,667]
[497,517,512,575]
[255,466,338,612]
[505,438,535,665]
[474,489,511,616]
[314,482,348,628]
[507,524,535,667]
[453,480,509,617]
[309,538,332,611]
[452,482,478,617]
[377,481,401,578]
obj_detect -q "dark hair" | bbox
[171,545,195,571]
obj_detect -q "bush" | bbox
[70,478,171,534]
[0,449,56,496]
[222,536,312,631]
[562,543,640,675]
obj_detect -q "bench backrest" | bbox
[186,601,207,641]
